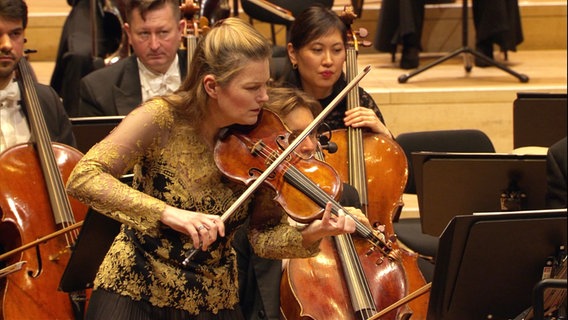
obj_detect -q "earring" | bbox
[292,63,298,70]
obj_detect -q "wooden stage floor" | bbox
[30,49,567,91]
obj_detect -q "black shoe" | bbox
[474,42,494,67]
[400,46,419,69]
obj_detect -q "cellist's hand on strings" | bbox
[300,202,357,247]
[161,205,225,250]
[343,107,392,138]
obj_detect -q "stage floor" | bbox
[30,50,567,96]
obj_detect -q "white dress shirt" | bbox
[0,79,30,153]
[138,55,181,103]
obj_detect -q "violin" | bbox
[514,246,567,320]
[181,64,371,265]
[0,59,89,318]
[215,110,393,250]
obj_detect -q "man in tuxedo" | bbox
[77,0,187,116]
[0,0,75,153]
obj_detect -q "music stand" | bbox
[398,0,529,84]
[427,209,567,320]
[513,92,567,149]
[59,209,121,292]
[70,116,124,154]
[412,152,548,237]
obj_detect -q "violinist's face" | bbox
[0,18,24,87]
[284,107,318,159]
[206,59,270,128]
[287,29,345,100]
[125,4,184,74]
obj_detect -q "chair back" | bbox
[513,92,567,149]
[240,0,333,27]
[396,129,495,194]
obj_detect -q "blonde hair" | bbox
[264,87,322,118]
[164,18,272,125]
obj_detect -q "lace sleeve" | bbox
[66,100,171,236]
[247,187,321,259]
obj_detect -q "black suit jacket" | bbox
[19,81,76,148]
[77,51,188,116]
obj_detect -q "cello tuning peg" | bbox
[360,40,373,48]
[356,27,368,38]
[388,234,398,244]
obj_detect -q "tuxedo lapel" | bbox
[113,56,143,115]
[178,50,188,81]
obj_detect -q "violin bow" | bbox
[182,65,372,266]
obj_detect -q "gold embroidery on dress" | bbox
[67,98,318,314]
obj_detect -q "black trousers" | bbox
[374,0,523,53]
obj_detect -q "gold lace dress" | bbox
[66,99,320,315]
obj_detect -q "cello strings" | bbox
[18,60,79,245]
[334,234,378,316]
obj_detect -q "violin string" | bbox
[254,141,392,256]
[257,142,378,237]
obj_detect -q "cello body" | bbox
[281,236,417,320]
[1,59,89,319]
[0,144,88,319]
[323,131,430,318]
[324,130,408,224]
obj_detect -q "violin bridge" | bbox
[250,140,265,156]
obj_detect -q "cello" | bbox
[280,6,429,319]
[0,58,89,318]
[319,7,430,318]
[180,0,211,71]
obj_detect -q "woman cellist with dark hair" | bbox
[277,5,391,140]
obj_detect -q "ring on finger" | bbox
[197,225,206,231]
